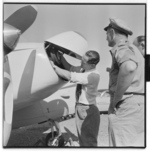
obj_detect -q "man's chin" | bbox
[109,44,113,47]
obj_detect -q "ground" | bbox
[7,114,109,147]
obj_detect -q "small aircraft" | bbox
[3,5,109,147]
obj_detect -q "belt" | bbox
[124,92,145,96]
[76,102,94,106]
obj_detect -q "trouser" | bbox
[75,103,100,147]
[108,95,144,147]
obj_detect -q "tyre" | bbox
[45,131,65,147]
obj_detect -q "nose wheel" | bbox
[45,131,65,147]
[34,117,76,147]
[45,120,66,147]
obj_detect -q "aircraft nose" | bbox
[3,23,21,55]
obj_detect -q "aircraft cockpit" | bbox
[44,31,88,72]
[44,42,66,70]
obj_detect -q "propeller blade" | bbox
[4,5,37,34]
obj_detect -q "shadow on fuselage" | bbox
[12,99,69,129]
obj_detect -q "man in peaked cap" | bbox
[104,17,144,147]
[104,17,133,36]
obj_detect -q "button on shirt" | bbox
[70,67,100,105]
[109,39,144,99]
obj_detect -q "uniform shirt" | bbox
[70,66,100,105]
[109,39,144,99]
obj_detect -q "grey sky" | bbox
[4,3,145,89]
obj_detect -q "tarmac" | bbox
[7,114,109,148]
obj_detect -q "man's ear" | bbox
[140,42,145,50]
[111,29,116,40]
[109,28,115,40]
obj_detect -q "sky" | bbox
[3,3,145,90]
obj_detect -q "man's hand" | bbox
[50,60,57,70]
[57,51,64,61]
[109,108,116,114]
[112,102,117,112]
[50,60,71,81]
[108,102,116,114]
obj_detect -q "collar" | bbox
[110,39,129,55]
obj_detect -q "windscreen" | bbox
[44,41,82,70]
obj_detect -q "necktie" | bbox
[76,68,85,102]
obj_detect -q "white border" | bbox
[1,1,149,152]
[2,0,147,3]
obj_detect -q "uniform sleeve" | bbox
[70,72,88,85]
[115,46,138,67]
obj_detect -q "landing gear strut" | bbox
[45,120,65,147]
